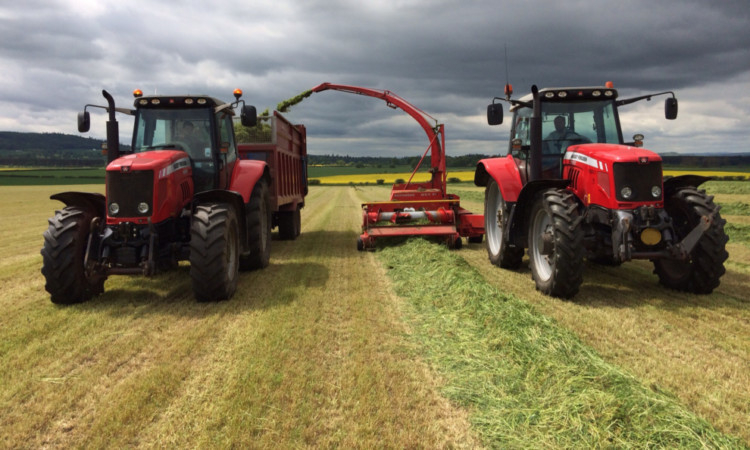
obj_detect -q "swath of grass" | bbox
[378,238,745,448]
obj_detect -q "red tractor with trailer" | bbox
[310,82,484,250]
[41,89,308,304]
[474,82,728,298]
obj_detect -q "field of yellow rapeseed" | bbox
[311,170,476,184]
[310,169,747,184]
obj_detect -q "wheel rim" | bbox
[485,183,504,256]
[530,207,554,281]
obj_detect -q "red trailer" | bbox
[238,111,308,240]
[311,82,484,250]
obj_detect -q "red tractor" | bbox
[41,89,306,304]
[474,82,728,298]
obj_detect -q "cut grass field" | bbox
[0,183,748,447]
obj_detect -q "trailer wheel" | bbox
[278,208,301,240]
[41,206,105,304]
[190,203,239,302]
[527,188,583,298]
[653,187,728,294]
[240,180,271,270]
[485,180,523,268]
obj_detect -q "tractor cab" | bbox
[507,87,623,181]
[131,93,244,193]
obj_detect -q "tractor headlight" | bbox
[109,202,120,215]
[651,186,662,198]
[621,186,633,199]
[137,202,149,214]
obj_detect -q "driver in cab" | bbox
[544,116,589,154]
[175,121,206,158]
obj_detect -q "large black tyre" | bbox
[527,188,584,298]
[41,206,105,304]
[240,180,271,270]
[484,180,524,269]
[653,187,728,294]
[278,208,301,240]
[190,203,240,302]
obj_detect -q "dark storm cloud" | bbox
[0,0,748,154]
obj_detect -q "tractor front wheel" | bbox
[190,203,240,302]
[653,187,728,294]
[485,180,523,268]
[527,189,583,298]
[41,206,105,304]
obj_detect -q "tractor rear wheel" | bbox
[278,208,301,240]
[190,203,240,302]
[41,206,105,304]
[527,188,583,298]
[653,187,728,294]
[240,180,271,270]
[485,180,523,268]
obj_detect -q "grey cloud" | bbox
[0,0,748,155]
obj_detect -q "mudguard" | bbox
[474,155,524,202]
[229,160,269,203]
[663,174,711,198]
[50,191,106,216]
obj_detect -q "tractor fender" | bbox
[474,156,524,202]
[663,174,711,198]
[50,191,106,216]
[228,160,270,204]
[507,179,572,247]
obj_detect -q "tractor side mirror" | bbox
[487,103,503,125]
[78,111,90,133]
[241,105,257,127]
[665,97,678,120]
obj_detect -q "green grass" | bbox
[720,202,750,216]
[705,180,750,195]
[725,223,750,245]
[378,238,745,448]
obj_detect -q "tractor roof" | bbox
[133,95,232,112]
[511,86,619,110]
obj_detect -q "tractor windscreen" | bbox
[540,100,620,154]
[133,108,213,160]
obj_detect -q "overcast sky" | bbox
[1,0,749,157]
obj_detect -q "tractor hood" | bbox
[564,143,662,170]
[106,150,191,176]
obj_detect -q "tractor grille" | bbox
[613,162,662,202]
[106,170,154,217]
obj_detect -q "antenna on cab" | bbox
[504,44,513,100]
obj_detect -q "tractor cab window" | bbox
[217,112,237,164]
[541,100,620,154]
[509,107,532,158]
[133,108,213,159]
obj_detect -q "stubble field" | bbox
[0,182,748,448]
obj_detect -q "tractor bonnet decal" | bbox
[158,157,191,179]
[563,151,608,172]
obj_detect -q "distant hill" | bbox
[0,132,130,166]
[0,131,105,152]
[1,131,749,168]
